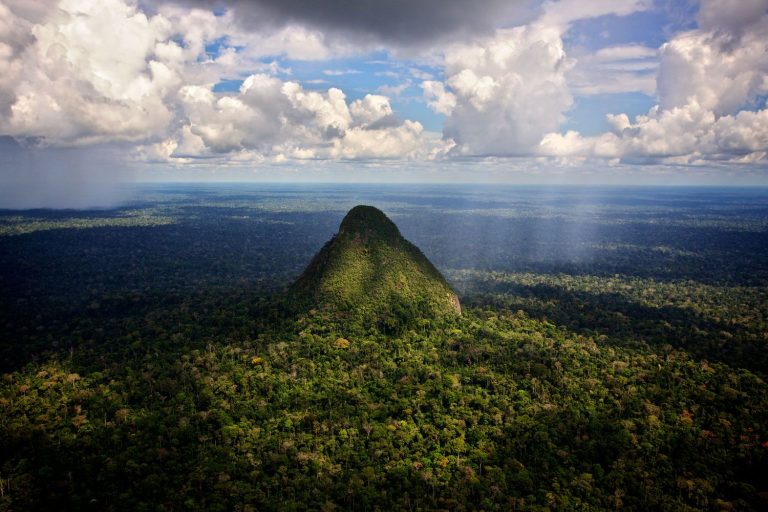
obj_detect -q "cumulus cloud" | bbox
[418,0,652,156]
[657,5,768,114]
[540,104,768,163]
[422,81,456,116]
[539,0,768,165]
[0,0,435,164]
[0,0,229,146]
[437,24,573,156]
[162,74,434,161]
[2,0,765,180]
[0,2,34,115]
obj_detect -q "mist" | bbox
[0,137,135,210]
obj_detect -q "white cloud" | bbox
[0,0,248,146]
[232,25,350,61]
[167,74,435,161]
[0,0,181,145]
[0,2,33,115]
[349,94,394,126]
[331,120,427,160]
[569,44,658,96]
[593,45,656,61]
[322,68,363,76]
[539,0,651,29]
[408,67,434,81]
[657,13,768,114]
[2,0,765,174]
[436,24,574,155]
[540,2,768,165]
[0,0,433,163]
[419,0,653,156]
[422,80,456,115]
[540,102,768,163]
[376,80,411,98]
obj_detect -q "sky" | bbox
[1,0,768,206]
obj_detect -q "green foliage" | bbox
[1,186,767,510]
[0,210,176,236]
[291,206,461,329]
[1,305,766,511]
[452,270,768,372]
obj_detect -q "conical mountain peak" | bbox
[338,205,401,240]
[291,205,460,326]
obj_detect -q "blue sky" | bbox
[204,3,691,137]
[0,0,767,205]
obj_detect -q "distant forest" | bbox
[1,185,766,511]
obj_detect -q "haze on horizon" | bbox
[1,0,768,207]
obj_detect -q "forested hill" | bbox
[291,205,461,329]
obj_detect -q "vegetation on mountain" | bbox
[292,205,461,331]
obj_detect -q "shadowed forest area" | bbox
[1,184,767,511]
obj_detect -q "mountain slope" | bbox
[291,205,460,324]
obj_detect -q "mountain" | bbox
[291,205,460,326]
